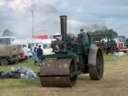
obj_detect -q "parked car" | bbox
[0,36,19,65]
[16,45,28,61]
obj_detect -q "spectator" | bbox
[37,45,43,65]
[32,46,38,65]
[77,28,86,42]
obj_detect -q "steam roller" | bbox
[39,15,104,87]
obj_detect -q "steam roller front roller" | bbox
[40,59,77,87]
[88,45,104,80]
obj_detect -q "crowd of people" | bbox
[22,44,44,66]
[32,45,44,66]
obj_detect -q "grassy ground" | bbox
[0,54,128,96]
[0,59,40,72]
[0,59,40,88]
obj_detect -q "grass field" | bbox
[0,59,40,88]
[0,54,128,96]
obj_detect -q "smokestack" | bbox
[60,15,67,42]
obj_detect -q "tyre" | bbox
[88,45,104,80]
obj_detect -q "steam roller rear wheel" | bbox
[39,59,77,87]
[88,45,104,80]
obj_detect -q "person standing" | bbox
[32,46,38,65]
[37,45,43,65]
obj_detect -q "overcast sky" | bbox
[0,0,128,38]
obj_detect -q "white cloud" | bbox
[104,17,128,36]
[67,19,85,33]
[9,0,31,14]
[0,0,128,37]
[5,0,57,15]
[68,19,84,28]
[0,1,5,6]
[0,0,59,38]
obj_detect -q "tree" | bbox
[87,25,118,41]
[105,29,118,40]
[126,38,128,47]
[2,29,14,36]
